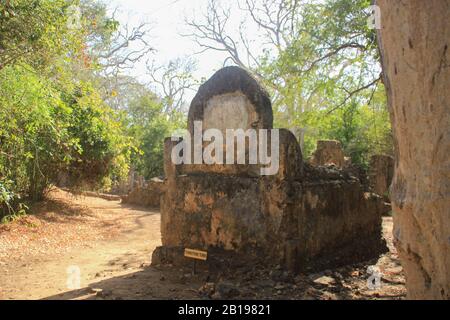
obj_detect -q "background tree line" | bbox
[185,0,392,162]
[0,0,393,221]
[0,0,187,221]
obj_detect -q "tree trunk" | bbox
[376,0,450,299]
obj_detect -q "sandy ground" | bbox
[0,189,406,300]
[0,189,163,299]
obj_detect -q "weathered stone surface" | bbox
[121,178,164,208]
[159,168,386,271]
[310,140,345,168]
[312,275,335,286]
[151,246,186,266]
[157,66,386,273]
[369,154,394,200]
[183,66,274,177]
[279,166,386,271]
[203,92,257,133]
[161,175,266,250]
[187,66,273,134]
[343,163,369,191]
[377,0,450,299]
[277,129,303,180]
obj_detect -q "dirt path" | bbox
[0,189,406,300]
[0,190,165,299]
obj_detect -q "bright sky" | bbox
[108,0,232,83]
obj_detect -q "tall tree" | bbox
[0,0,82,70]
[184,0,391,163]
[377,0,449,299]
[147,57,198,115]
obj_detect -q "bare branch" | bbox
[146,57,198,115]
[326,75,382,115]
[94,19,155,76]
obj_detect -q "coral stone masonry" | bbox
[152,66,386,272]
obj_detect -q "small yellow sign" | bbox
[184,248,208,261]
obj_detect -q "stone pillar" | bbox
[369,154,394,200]
[310,140,345,168]
[277,129,303,181]
[163,137,179,182]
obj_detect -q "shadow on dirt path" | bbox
[0,190,161,300]
[44,217,406,300]
[0,189,406,300]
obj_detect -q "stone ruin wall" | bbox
[121,179,164,208]
[309,141,394,201]
[369,154,394,200]
[310,140,346,168]
[153,66,387,272]
[289,167,387,270]
[309,140,369,189]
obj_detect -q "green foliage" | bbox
[0,0,137,217]
[126,92,185,179]
[256,0,392,165]
[0,179,27,223]
[0,64,73,201]
[0,0,395,220]
[281,84,392,167]
[0,0,181,219]
[0,63,131,205]
[0,0,83,70]
[64,82,132,188]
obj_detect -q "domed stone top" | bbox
[187,66,273,135]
